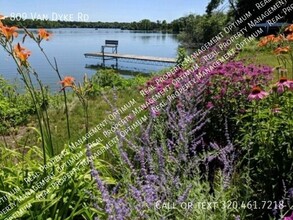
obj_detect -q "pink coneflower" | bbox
[276,77,293,93]
[248,86,269,100]
[150,109,160,117]
[287,80,293,90]
[206,101,214,109]
[284,212,293,220]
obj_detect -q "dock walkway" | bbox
[84,52,176,64]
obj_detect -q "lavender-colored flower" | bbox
[288,187,293,198]
[176,184,192,204]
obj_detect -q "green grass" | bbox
[13,87,145,161]
[238,50,279,67]
[235,38,293,81]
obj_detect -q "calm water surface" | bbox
[0,28,179,90]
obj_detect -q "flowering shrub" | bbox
[204,61,272,144]
[236,76,293,219]
[90,84,241,219]
[142,60,273,145]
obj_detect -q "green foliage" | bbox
[0,140,115,219]
[89,69,148,96]
[206,0,225,15]
[177,12,227,49]
[2,18,172,31]
[237,90,293,219]
[234,0,292,33]
[176,47,188,67]
[0,77,36,134]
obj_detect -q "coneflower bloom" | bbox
[276,77,293,93]
[60,76,75,90]
[284,211,293,220]
[248,86,269,100]
[206,101,214,109]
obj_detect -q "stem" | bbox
[16,66,47,167]
[4,44,48,167]
[54,58,71,140]
[37,43,71,140]
[84,99,89,145]
[21,69,47,166]
[289,52,293,79]
[32,70,55,157]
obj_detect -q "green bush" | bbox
[0,77,35,134]
[0,141,115,219]
[89,69,148,96]
[237,89,293,219]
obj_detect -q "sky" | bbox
[0,0,229,22]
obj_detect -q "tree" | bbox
[138,19,152,30]
[161,20,167,31]
[177,13,227,48]
[206,0,224,15]
[234,0,293,33]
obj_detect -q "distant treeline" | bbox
[3,18,186,32]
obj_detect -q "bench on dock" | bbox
[101,40,118,54]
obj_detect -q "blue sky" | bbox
[0,0,229,22]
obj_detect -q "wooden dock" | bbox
[84,52,176,64]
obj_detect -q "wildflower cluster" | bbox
[258,23,293,79]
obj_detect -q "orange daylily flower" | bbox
[286,33,293,41]
[0,25,18,40]
[60,76,75,90]
[258,38,268,47]
[266,35,275,41]
[0,15,5,27]
[274,46,290,54]
[258,35,276,47]
[13,43,31,63]
[273,34,285,43]
[285,24,293,32]
[38,29,52,41]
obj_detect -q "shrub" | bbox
[89,69,148,96]
[87,82,243,219]
[0,77,36,134]
[204,61,273,144]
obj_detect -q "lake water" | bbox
[0,28,179,90]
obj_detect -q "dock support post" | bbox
[102,48,105,67]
